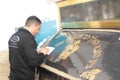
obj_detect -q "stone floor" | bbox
[0,50,9,80]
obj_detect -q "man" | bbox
[8,16,49,80]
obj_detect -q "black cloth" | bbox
[38,61,68,80]
[102,41,120,80]
[8,28,46,80]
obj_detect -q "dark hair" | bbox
[25,16,41,27]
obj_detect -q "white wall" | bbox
[0,0,58,51]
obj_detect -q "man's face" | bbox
[34,24,40,36]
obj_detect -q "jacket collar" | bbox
[18,28,34,37]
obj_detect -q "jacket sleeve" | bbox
[23,37,47,67]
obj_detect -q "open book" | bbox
[46,46,55,55]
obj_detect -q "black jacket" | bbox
[8,28,46,80]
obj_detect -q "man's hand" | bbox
[37,47,49,55]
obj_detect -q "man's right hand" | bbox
[37,47,49,55]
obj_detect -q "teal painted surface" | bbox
[48,33,68,59]
[35,20,57,46]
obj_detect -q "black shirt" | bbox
[8,28,46,80]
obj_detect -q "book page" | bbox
[46,46,55,55]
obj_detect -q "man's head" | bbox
[25,16,41,36]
